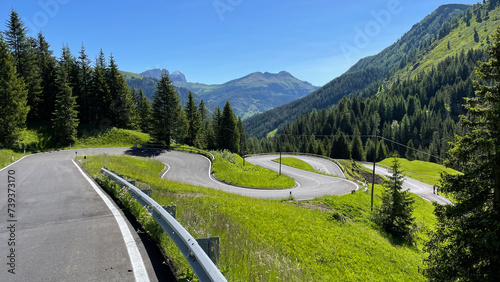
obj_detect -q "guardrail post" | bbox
[162,205,176,219]
[196,237,220,265]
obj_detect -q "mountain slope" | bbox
[124,70,317,118]
[176,71,318,119]
[244,4,472,138]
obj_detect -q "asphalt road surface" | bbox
[361,163,452,205]
[0,148,170,282]
[156,152,358,201]
[0,148,359,281]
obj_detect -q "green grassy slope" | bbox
[379,158,460,186]
[212,151,295,189]
[82,154,434,281]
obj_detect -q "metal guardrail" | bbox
[140,144,216,161]
[243,152,347,178]
[101,167,227,282]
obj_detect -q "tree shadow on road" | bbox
[124,147,168,158]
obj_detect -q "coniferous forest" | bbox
[0,9,244,153]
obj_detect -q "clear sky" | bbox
[0,0,481,86]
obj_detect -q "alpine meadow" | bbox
[1,1,500,281]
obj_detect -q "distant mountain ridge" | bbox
[123,69,318,119]
[243,3,474,138]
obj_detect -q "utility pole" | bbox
[279,143,282,176]
[371,134,378,211]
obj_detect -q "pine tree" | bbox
[51,65,79,146]
[151,72,182,145]
[374,155,415,242]
[90,50,109,125]
[237,116,247,155]
[330,130,351,159]
[423,26,500,281]
[212,106,223,149]
[184,91,202,147]
[0,34,28,147]
[75,45,93,124]
[107,54,139,129]
[405,139,416,161]
[138,89,152,133]
[35,32,58,121]
[350,127,365,161]
[5,10,42,122]
[220,100,240,152]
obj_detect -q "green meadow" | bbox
[82,154,434,281]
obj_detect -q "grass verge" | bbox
[81,154,434,281]
[273,157,317,173]
[211,150,295,189]
[0,149,26,169]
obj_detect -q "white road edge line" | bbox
[71,160,150,282]
[161,162,171,178]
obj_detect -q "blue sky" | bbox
[0,0,481,86]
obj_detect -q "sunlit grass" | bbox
[0,149,26,169]
[81,154,433,281]
[211,150,295,189]
[379,158,460,186]
[273,157,317,173]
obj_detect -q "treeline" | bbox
[0,9,245,153]
[247,48,488,163]
[149,73,247,154]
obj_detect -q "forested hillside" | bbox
[246,1,500,165]
[0,9,245,153]
[244,3,473,138]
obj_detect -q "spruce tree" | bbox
[90,50,109,124]
[423,26,500,281]
[52,65,79,146]
[75,45,93,124]
[184,91,202,146]
[405,139,416,161]
[5,10,42,122]
[35,32,58,121]
[374,155,415,242]
[151,72,182,145]
[211,106,223,149]
[220,100,239,152]
[237,116,247,155]
[107,54,139,129]
[0,34,28,147]
[350,127,365,161]
[138,89,152,133]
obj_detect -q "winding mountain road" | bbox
[156,152,358,200]
[361,163,452,205]
[0,148,359,281]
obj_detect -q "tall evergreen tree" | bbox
[423,26,500,281]
[211,106,223,149]
[51,64,79,146]
[374,155,415,242]
[151,72,182,145]
[107,54,139,129]
[350,127,365,161]
[184,91,202,147]
[5,10,42,122]
[220,100,240,152]
[0,34,28,146]
[237,116,247,155]
[75,45,93,124]
[90,50,109,124]
[138,90,152,133]
[35,32,57,121]
[405,139,416,161]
